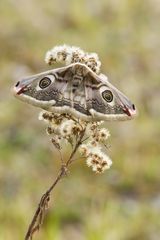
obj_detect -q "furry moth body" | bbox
[13,63,137,121]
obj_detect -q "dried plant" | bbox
[25,112,112,239]
[22,45,112,239]
[45,44,101,74]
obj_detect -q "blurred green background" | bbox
[0,0,160,239]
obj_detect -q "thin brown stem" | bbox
[24,128,85,240]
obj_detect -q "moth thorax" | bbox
[73,64,89,77]
[73,75,83,86]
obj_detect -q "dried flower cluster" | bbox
[43,45,112,172]
[45,44,101,74]
[79,124,112,173]
[39,111,112,174]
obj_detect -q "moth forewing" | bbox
[13,63,137,121]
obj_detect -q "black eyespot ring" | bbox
[39,77,51,89]
[102,90,113,102]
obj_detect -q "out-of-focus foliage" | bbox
[0,0,159,239]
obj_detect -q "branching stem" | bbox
[24,128,85,240]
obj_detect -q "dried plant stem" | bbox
[24,129,85,240]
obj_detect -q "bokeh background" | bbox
[0,0,160,239]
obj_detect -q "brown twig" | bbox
[24,129,85,240]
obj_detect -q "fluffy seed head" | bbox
[44,45,101,74]
[86,149,112,173]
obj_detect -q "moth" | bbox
[13,63,137,121]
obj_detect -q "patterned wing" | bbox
[84,72,136,120]
[13,63,136,121]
